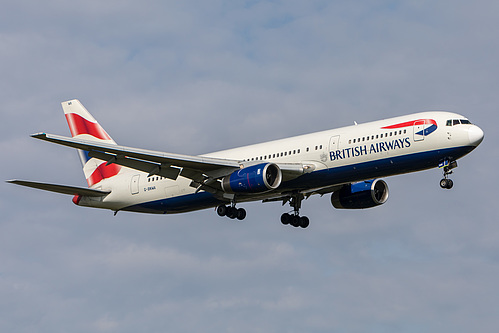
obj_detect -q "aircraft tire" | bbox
[281,213,290,225]
[217,205,227,217]
[440,178,454,189]
[290,215,301,227]
[227,207,238,219]
[299,216,310,228]
[236,208,247,220]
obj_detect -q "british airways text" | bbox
[330,137,411,161]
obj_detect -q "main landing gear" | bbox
[280,192,310,228]
[216,204,247,220]
[439,160,457,189]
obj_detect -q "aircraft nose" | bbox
[468,125,484,146]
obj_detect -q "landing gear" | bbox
[281,213,309,228]
[216,204,246,220]
[439,160,457,189]
[280,192,310,228]
[440,178,454,189]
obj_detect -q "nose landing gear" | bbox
[439,160,457,189]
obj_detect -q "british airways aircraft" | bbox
[8,99,484,228]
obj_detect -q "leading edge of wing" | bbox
[7,180,110,197]
[32,133,241,171]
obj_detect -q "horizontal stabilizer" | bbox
[7,180,110,197]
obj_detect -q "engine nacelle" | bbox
[222,163,282,193]
[331,179,389,209]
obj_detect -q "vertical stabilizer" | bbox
[62,99,122,187]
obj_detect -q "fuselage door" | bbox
[329,135,340,152]
[413,120,425,142]
[131,174,140,195]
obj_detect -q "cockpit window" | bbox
[446,119,473,126]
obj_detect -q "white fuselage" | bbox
[77,111,482,213]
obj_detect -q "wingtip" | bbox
[31,132,47,139]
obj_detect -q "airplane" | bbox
[8,99,484,228]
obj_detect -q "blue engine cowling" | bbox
[331,179,389,209]
[222,163,282,193]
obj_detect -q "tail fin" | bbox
[62,99,122,187]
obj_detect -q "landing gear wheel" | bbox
[226,206,238,219]
[281,213,290,225]
[290,215,301,227]
[216,205,227,217]
[236,208,247,220]
[440,178,454,189]
[299,216,310,228]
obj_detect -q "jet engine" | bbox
[222,163,282,193]
[331,179,389,209]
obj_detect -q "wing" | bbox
[7,180,110,196]
[32,133,243,194]
[32,133,316,196]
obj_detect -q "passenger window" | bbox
[297,149,300,153]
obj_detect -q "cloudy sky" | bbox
[1,1,499,332]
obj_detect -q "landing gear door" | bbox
[131,174,140,195]
[413,120,425,142]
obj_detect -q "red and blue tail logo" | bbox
[381,119,438,136]
[62,100,121,187]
